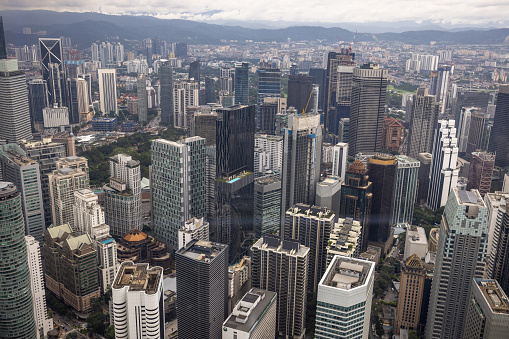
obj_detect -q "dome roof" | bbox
[123,229,148,242]
[348,160,366,175]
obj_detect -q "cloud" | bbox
[3,0,509,25]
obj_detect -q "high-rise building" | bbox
[427,120,459,210]
[392,155,420,226]
[315,176,341,218]
[251,236,309,338]
[0,144,45,242]
[395,254,426,334]
[489,85,509,167]
[430,65,452,115]
[91,43,99,62]
[39,38,65,107]
[206,145,217,220]
[48,159,89,229]
[98,68,117,115]
[152,137,206,247]
[178,217,209,249]
[281,113,322,221]
[111,262,164,339]
[465,110,486,159]
[173,79,199,129]
[339,160,373,252]
[104,154,142,237]
[254,175,281,238]
[315,255,374,339]
[66,77,81,125]
[325,217,362,261]
[463,279,509,338]
[174,42,187,58]
[0,182,37,338]
[0,17,6,60]
[222,288,277,339]
[43,224,100,313]
[309,67,326,112]
[404,226,428,260]
[348,63,387,156]
[486,192,509,295]
[417,153,432,204]
[257,67,281,129]
[227,257,252,314]
[0,59,33,143]
[425,188,489,339]
[234,62,249,105]
[137,73,147,122]
[381,116,404,152]
[25,235,53,339]
[176,240,228,339]
[457,107,475,153]
[28,79,49,130]
[339,117,349,143]
[205,77,216,103]
[467,152,495,197]
[284,204,335,293]
[288,74,313,113]
[160,60,174,125]
[189,60,200,83]
[331,142,348,182]
[254,133,283,178]
[367,154,397,245]
[194,111,217,145]
[407,88,439,160]
[259,96,286,133]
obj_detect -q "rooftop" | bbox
[455,189,484,206]
[113,261,163,294]
[320,255,374,290]
[474,279,509,314]
[254,236,309,257]
[177,239,227,263]
[254,175,281,186]
[287,203,334,219]
[407,226,427,245]
[0,182,18,199]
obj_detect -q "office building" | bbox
[395,254,427,334]
[39,38,65,107]
[175,42,187,58]
[315,176,341,217]
[309,68,326,112]
[457,107,476,153]
[257,67,282,128]
[98,68,117,115]
[189,60,200,83]
[259,97,287,133]
[194,111,217,145]
[48,161,89,229]
[28,79,49,130]
[0,182,37,338]
[235,62,249,105]
[222,288,277,339]
[281,113,322,220]
[152,137,206,247]
[417,153,432,204]
[326,218,362,261]
[331,142,348,182]
[288,74,313,113]
[43,224,100,313]
[92,117,117,131]
[284,204,335,293]
[404,226,428,260]
[227,257,252,314]
[178,217,209,249]
[367,154,397,245]
[348,63,387,156]
[176,240,229,339]
[427,120,459,211]
[66,77,81,125]
[160,60,174,125]
[430,66,452,115]
[254,133,283,178]
[104,154,142,237]
[425,189,489,339]
[137,73,147,122]
[465,110,486,158]
[116,229,171,271]
[42,105,69,128]
[328,65,355,139]
[205,77,216,103]
[254,175,281,238]
[381,116,404,152]
[315,255,374,339]
[112,262,164,339]
[463,279,509,338]
[173,79,199,129]
[0,59,33,143]
[339,118,349,143]
[206,145,217,220]
[25,235,53,339]
[489,85,509,167]
[486,192,509,294]
[0,145,45,242]
[392,155,420,226]
[0,17,6,59]
[251,236,309,338]
[467,152,495,197]
[339,160,373,252]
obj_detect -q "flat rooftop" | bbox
[113,262,163,294]
[288,203,333,219]
[177,239,227,263]
[321,256,374,290]
[456,189,484,206]
[475,279,509,314]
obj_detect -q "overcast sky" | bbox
[3,0,509,25]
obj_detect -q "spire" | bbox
[0,17,6,59]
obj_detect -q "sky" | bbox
[3,0,509,26]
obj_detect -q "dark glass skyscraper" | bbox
[288,74,313,113]
[189,60,200,83]
[175,42,188,58]
[28,79,49,129]
[205,77,215,103]
[0,17,6,60]
[489,85,509,167]
[159,60,174,125]
[257,67,281,128]
[0,182,37,338]
[309,68,326,112]
[234,62,249,105]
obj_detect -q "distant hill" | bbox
[2,10,509,48]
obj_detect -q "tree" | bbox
[86,311,106,335]
[105,325,115,339]
[66,333,78,339]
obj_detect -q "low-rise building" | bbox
[404,225,428,260]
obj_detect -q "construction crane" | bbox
[302,88,314,114]
[349,30,357,52]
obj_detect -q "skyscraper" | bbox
[392,155,420,226]
[254,133,283,178]
[159,60,174,125]
[309,68,327,112]
[0,59,33,143]
[173,79,199,129]
[348,63,387,156]
[176,240,228,339]
[251,236,309,338]
[28,79,49,130]
[465,110,486,159]
[425,188,489,339]
[284,204,335,293]
[407,88,440,158]
[257,67,281,128]
[0,17,6,60]
[205,77,216,103]
[467,152,495,197]
[417,152,432,204]
[486,192,509,295]
[137,73,147,122]
[234,62,249,105]
[489,85,509,167]
[98,68,118,115]
[427,120,459,210]
[288,74,313,113]
[112,262,164,339]
[152,137,206,248]
[104,154,142,237]
[174,42,188,58]
[39,38,65,107]
[254,175,281,238]
[368,154,397,246]
[331,142,348,182]
[0,182,37,338]
[463,279,509,338]
[189,60,200,83]
[430,65,452,115]
[281,113,322,221]
[315,255,374,339]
